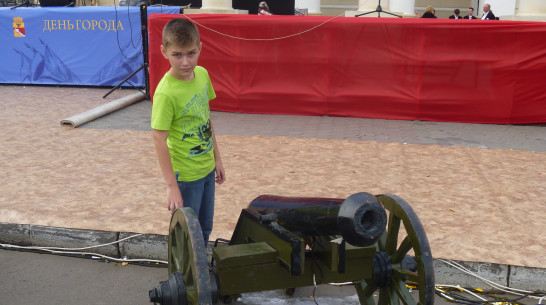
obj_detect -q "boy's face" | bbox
[161,42,202,82]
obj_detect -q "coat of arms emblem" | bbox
[13,17,26,37]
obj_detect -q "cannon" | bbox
[149,192,435,305]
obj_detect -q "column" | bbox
[184,0,248,14]
[499,0,546,21]
[295,0,321,15]
[390,0,415,16]
[358,0,389,12]
[201,0,232,9]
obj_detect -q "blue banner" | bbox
[0,6,179,86]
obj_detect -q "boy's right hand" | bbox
[167,185,183,212]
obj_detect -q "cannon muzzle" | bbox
[247,192,387,247]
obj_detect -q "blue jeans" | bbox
[177,169,215,245]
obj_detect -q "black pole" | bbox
[10,0,32,9]
[140,0,150,100]
[102,65,144,98]
[103,2,150,99]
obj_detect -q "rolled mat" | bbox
[60,92,147,128]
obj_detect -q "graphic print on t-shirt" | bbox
[179,86,213,158]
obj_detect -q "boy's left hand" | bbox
[215,161,226,185]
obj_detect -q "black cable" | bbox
[127,1,139,49]
[312,285,319,305]
[435,287,545,305]
[209,238,230,267]
[214,238,230,245]
[309,257,320,305]
[437,289,491,305]
[471,289,545,303]
[435,290,483,305]
[114,0,142,60]
[1,245,167,268]
[308,236,326,305]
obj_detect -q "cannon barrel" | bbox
[247,192,387,247]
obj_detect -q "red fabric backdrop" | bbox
[148,14,546,124]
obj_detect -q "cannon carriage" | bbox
[150,192,435,305]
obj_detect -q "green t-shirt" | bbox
[151,66,217,182]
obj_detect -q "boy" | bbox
[151,18,225,245]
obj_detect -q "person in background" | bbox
[464,7,478,19]
[481,3,496,20]
[258,1,272,15]
[449,9,462,19]
[421,6,437,18]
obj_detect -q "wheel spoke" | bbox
[377,287,390,305]
[186,288,197,305]
[170,225,183,274]
[184,261,193,285]
[393,280,417,305]
[385,213,401,255]
[393,266,419,283]
[354,280,377,305]
[391,236,412,264]
[388,285,400,305]
[377,231,388,251]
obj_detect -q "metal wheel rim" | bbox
[355,194,435,305]
[169,207,212,305]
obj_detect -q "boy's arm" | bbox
[211,120,225,184]
[153,129,183,211]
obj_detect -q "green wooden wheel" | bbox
[168,207,213,305]
[354,194,435,305]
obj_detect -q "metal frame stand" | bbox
[10,0,34,9]
[103,0,150,99]
[355,0,402,18]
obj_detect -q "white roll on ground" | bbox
[60,92,147,128]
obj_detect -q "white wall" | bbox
[479,0,516,16]
[518,0,546,15]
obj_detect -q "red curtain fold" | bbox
[148,14,546,124]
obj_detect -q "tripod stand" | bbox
[355,0,402,18]
[10,0,35,9]
[103,0,150,99]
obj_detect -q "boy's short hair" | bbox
[162,18,200,49]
